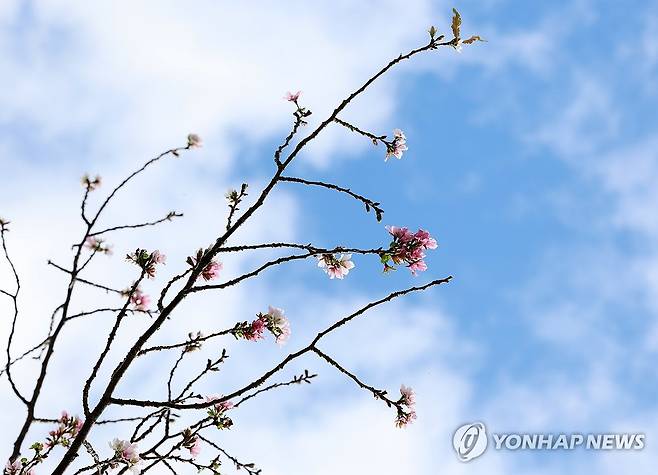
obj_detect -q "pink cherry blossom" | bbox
[247,318,266,341]
[84,236,113,255]
[285,90,301,102]
[187,250,223,281]
[4,460,21,475]
[385,129,408,161]
[189,436,201,458]
[395,409,417,428]
[400,384,415,406]
[126,249,166,278]
[267,306,291,346]
[317,254,355,279]
[205,396,234,413]
[394,384,417,428]
[151,250,166,265]
[201,260,222,281]
[381,226,437,274]
[414,229,437,249]
[130,289,150,311]
[110,438,141,466]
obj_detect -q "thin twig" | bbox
[280,176,384,221]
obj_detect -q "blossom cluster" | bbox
[186,249,222,281]
[109,439,141,473]
[317,253,355,280]
[395,385,417,428]
[125,248,166,278]
[231,306,291,346]
[385,129,408,161]
[45,411,83,449]
[205,396,234,430]
[81,174,102,191]
[3,460,30,475]
[84,236,113,255]
[4,411,83,475]
[380,226,437,274]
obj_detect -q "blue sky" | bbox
[1,0,658,473]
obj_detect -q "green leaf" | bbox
[428,25,437,39]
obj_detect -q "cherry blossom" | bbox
[84,236,113,255]
[395,409,417,428]
[380,226,438,275]
[45,411,83,449]
[187,133,202,148]
[231,307,291,345]
[4,460,21,475]
[189,436,201,458]
[385,129,408,161]
[126,248,166,278]
[395,384,417,428]
[129,288,150,311]
[400,385,415,406]
[249,318,266,341]
[317,254,355,279]
[205,396,234,430]
[201,261,222,280]
[285,90,301,102]
[187,249,222,281]
[266,306,291,346]
[109,439,141,471]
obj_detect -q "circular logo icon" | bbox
[453,422,488,462]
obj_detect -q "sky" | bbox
[1,0,658,473]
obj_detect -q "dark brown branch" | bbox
[312,347,397,407]
[88,147,188,229]
[67,307,154,323]
[334,116,387,144]
[47,260,123,294]
[139,328,232,356]
[83,274,146,416]
[280,176,384,221]
[1,225,29,405]
[157,269,192,311]
[0,336,50,377]
[233,370,316,408]
[225,184,248,232]
[80,187,91,226]
[89,211,183,237]
[197,435,262,475]
[274,105,308,167]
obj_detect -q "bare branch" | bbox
[47,260,124,294]
[89,211,183,237]
[280,175,384,221]
[1,224,29,405]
